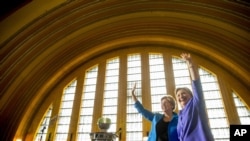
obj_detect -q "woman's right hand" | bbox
[180,53,192,64]
[131,83,138,102]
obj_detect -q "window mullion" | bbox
[217,75,241,124]
[69,76,84,140]
[92,63,106,132]
[141,52,152,137]
[46,88,63,141]
[163,54,176,99]
[117,55,127,141]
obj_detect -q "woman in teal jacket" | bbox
[132,84,179,141]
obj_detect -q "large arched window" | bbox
[34,49,250,141]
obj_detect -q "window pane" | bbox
[102,57,119,132]
[172,57,192,89]
[149,53,168,113]
[233,93,250,124]
[55,80,77,141]
[34,106,52,141]
[199,68,229,140]
[77,66,98,141]
[126,54,143,141]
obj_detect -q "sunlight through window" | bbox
[126,54,143,141]
[233,93,250,124]
[55,80,77,141]
[149,53,167,113]
[34,105,52,141]
[77,66,98,141]
[102,57,120,132]
[199,68,229,141]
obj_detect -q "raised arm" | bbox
[131,83,138,102]
[131,83,155,121]
[180,53,199,80]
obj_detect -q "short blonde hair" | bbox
[161,95,176,111]
[175,87,193,96]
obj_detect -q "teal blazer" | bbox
[135,101,179,141]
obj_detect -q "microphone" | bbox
[115,128,122,140]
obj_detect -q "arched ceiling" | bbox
[0,0,249,140]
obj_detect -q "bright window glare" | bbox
[233,93,250,124]
[126,54,143,141]
[149,53,167,113]
[102,57,119,132]
[34,106,52,141]
[77,66,98,141]
[54,80,77,141]
[199,68,229,140]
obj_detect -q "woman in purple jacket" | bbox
[175,53,214,141]
[132,84,179,141]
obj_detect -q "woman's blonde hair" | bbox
[161,95,176,111]
[175,87,193,96]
